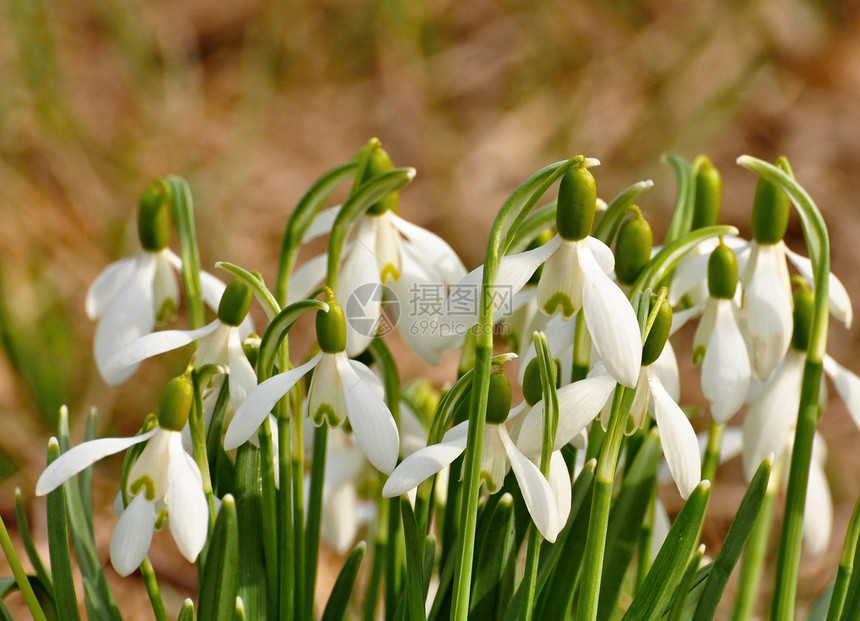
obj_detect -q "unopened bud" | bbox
[486,372,513,424]
[137,186,170,251]
[316,298,347,353]
[354,138,398,215]
[615,211,653,286]
[792,285,814,353]
[751,158,791,244]
[556,162,597,241]
[692,156,722,230]
[641,297,673,367]
[156,376,194,431]
[707,242,737,299]
[218,280,253,327]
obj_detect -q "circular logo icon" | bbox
[345,283,400,338]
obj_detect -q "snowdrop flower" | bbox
[692,243,752,423]
[443,161,641,388]
[87,188,239,385]
[35,377,207,576]
[289,142,466,363]
[225,295,399,474]
[383,371,565,542]
[743,285,860,486]
[103,280,258,427]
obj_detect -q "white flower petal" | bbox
[110,494,157,577]
[671,304,705,335]
[36,429,158,496]
[824,355,860,429]
[86,256,138,320]
[649,371,701,499]
[585,237,616,275]
[224,353,322,450]
[94,254,158,385]
[652,341,681,403]
[339,221,382,357]
[548,451,572,526]
[383,422,468,497]
[303,206,340,242]
[802,455,832,557]
[669,248,712,307]
[103,321,221,387]
[322,481,359,554]
[165,435,208,562]
[393,214,468,284]
[702,300,751,424]
[227,329,259,413]
[651,497,671,561]
[398,400,428,458]
[741,350,805,481]
[741,242,793,381]
[287,252,329,306]
[537,240,583,317]
[498,425,560,542]
[309,353,347,426]
[784,246,853,328]
[580,245,642,388]
[442,236,562,330]
[519,372,617,456]
[338,357,400,474]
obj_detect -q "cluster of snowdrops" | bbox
[8,140,860,621]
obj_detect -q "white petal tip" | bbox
[584,158,600,168]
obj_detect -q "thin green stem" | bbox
[0,513,47,621]
[305,423,328,619]
[577,386,629,621]
[827,496,860,620]
[701,421,725,484]
[140,558,168,621]
[732,486,776,621]
[364,490,388,621]
[277,416,295,619]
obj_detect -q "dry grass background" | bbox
[3,0,860,618]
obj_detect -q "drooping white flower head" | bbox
[102,280,258,433]
[225,298,399,474]
[383,372,565,542]
[87,189,244,385]
[36,378,208,576]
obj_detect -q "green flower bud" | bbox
[137,186,171,251]
[486,371,513,424]
[354,138,398,215]
[641,297,673,367]
[692,156,722,230]
[316,299,347,353]
[521,356,561,406]
[156,376,194,432]
[242,335,260,370]
[614,211,653,286]
[556,162,597,241]
[792,284,814,352]
[751,158,791,244]
[217,279,253,327]
[707,242,738,299]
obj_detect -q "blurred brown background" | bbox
[2,0,860,618]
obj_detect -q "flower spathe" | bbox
[224,351,400,474]
[36,426,208,576]
[382,414,566,543]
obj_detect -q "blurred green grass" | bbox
[2,0,860,616]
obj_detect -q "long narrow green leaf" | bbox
[598,430,662,619]
[321,542,367,621]
[45,440,80,620]
[667,545,706,621]
[234,445,267,620]
[400,499,427,621]
[593,179,655,244]
[827,496,860,621]
[692,458,772,621]
[176,599,195,621]
[198,495,239,621]
[14,489,53,597]
[621,481,712,621]
[0,517,48,621]
[470,494,515,619]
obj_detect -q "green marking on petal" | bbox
[481,470,501,493]
[156,298,177,325]
[155,509,169,531]
[543,292,575,318]
[380,263,400,284]
[313,403,340,427]
[692,344,706,367]
[131,476,156,502]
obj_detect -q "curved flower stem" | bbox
[277,416,295,619]
[577,385,630,621]
[737,156,830,621]
[450,159,577,621]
